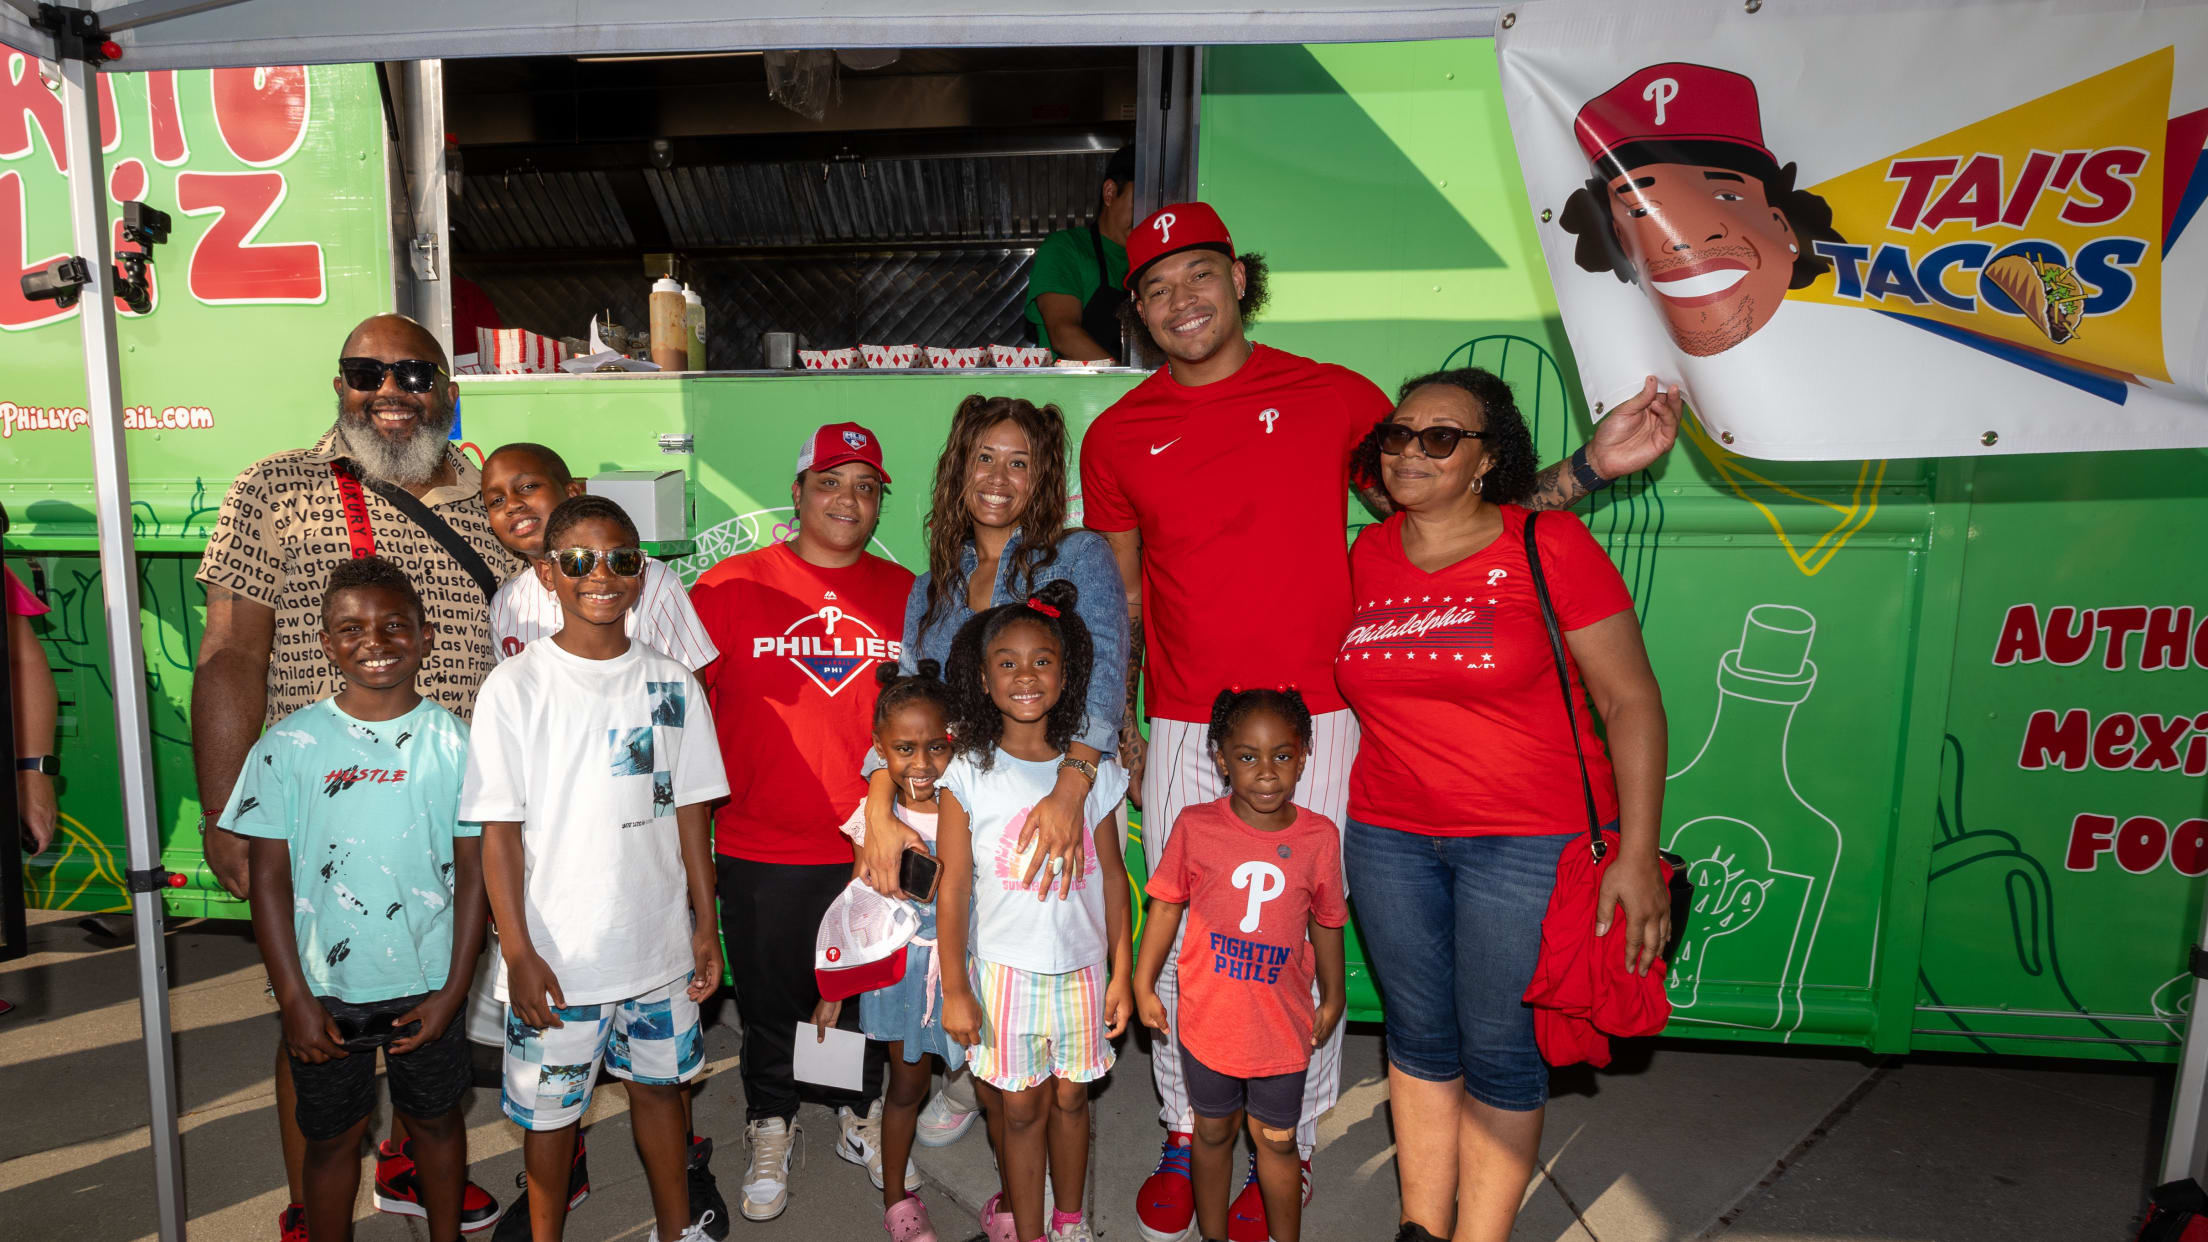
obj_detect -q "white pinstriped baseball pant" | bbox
[1142,708,1360,1157]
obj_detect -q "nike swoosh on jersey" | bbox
[1149,438,1182,455]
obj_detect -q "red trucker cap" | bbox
[1573,62,1774,168]
[796,421,892,485]
[1124,202,1236,291]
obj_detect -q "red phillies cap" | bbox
[1573,62,1773,168]
[1124,202,1235,290]
[796,421,891,484]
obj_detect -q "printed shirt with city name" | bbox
[196,426,518,724]
[940,747,1131,975]
[689,540,916,863]
[1145,798,1347,1078]
[1079,345,1392,720]
[459,638,729,1005]
[220,697,479,1003]
[1337,506,1631,837]
[490,558,720,671]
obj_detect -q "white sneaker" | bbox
[836,1100,917,1192]
[1050,1217,1095,1242]
[915,1074,982,1148]
[740,1119,797,1221]
[650,1209,718,1242]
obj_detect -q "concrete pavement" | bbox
[0,909,2169,1240]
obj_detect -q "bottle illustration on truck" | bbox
[1662,603,1841,1038]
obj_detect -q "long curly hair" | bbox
[943,578,1092,771]
[1350,368,1539,506]
[919,395,1072,634]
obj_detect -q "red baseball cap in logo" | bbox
[1124,201,1235,291]
[795,420,892,485]
[1573,62,1774,172]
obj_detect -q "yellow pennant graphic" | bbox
[1796,48,2171,383]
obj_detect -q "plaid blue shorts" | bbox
[501,973,703,1131]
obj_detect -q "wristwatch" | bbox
[1570,444,1613,493]
[1058,756,1099,786]
[16,755,56,775]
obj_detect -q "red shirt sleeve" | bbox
[1077,419,1137,533]
[1536,511,1634,630]
[1308,818,1348,928]
[1335,367,1394,454]
[5,568,49,618]
[1145,807,1196,904]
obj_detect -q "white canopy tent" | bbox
[10,3,2206,1238]
[0,3,1498,1238]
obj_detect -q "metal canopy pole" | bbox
[56,51,190,1242]
[2160,897,2208,1186]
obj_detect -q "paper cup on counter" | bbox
[989,344,1055,369]
[799,348,862,371]
[860,343,924,369]
[925,346,988,369]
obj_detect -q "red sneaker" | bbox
[1226,1152,1266,1242]
[1134,1131,1196,1242]
[277,1203,307,1242]
[371,1137,507,1233]
[1225,1154,1314,1241]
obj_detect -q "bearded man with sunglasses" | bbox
[193,313,517,1241]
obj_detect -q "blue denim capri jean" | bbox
[1344,817,1575,1112]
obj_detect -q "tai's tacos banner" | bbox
[1497,0,2208,460]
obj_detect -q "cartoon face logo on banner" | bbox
[1559,63,1846,357]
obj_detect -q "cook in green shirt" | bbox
[1024,143,1136,363]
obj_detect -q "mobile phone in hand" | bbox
[898,849,941,903]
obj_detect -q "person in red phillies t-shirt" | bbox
[1336,370,1670,1242]
[1081,201,1683,1238]
[1135,688,1347,1242]
[688,422,915,1219]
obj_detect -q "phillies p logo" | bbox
[1154,211,1178,244]
[1232,861,1286,933]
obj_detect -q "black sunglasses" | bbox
[553,546,647,579]
[1378,423,1490,460]
[339,357,448,394]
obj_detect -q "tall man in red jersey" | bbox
[1082,203,1682,1242]
[688,423,916,1223]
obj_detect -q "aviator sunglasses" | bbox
[1378,422,1490,460]
[552,546,648,578]
[338,356,449,394]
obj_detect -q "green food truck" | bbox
[5,32,2202,1085]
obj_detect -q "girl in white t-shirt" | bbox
[936,580,1132,1242]
[815,659,960,1242]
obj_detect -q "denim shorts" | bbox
[1344,819,1572,1112]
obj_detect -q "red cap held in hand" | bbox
[1124,202,1235,290]
[796,421,892,485]
[1573,62,1773,168]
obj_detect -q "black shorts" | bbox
[1179,1044,1307,1131]
[287,993,471,1141]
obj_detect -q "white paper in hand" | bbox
[793,1022,865,1092]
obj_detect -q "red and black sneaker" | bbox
[491,1128,591,1242]
[1226,1153,1313,1242]
[1135,1131,1196,1242]
[371,1136,506,1233]
[277,1203,307,1242]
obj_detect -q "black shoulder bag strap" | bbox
[1522,510,1606,864]
[338,458,501,601]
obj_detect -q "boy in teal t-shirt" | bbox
[224,556,486,1242]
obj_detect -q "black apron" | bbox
[1075,226,1127,364]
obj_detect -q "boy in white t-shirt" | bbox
[480,442,718,669]
[462,494,730,1242]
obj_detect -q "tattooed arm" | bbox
[1524,377,1684,512]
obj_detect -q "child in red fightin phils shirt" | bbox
[1133,687,1348,1242]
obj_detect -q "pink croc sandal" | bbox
[981,1192,1019,1242]
[885,1194,939,1242]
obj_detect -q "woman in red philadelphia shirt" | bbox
[1334,369,1669,1242]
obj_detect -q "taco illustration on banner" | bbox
[1983,253,2087,345]
[1558,63,1845,358]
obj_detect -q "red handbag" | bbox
[1514,511,1688,1068]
